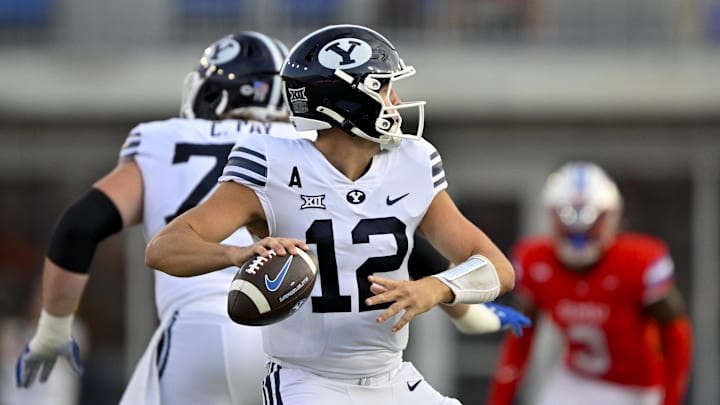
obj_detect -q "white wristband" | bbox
[432,255,501,305]
[28,310,74,354]
[451,304,501,334]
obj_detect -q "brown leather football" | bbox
[228,249,318,326]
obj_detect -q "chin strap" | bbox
[213,90,229,119]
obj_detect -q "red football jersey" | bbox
[512,232,675,387]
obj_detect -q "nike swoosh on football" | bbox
[264,257,293,292]
[386,192,410,205]
[407,380,422,391]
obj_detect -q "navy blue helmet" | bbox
[181,31,289,121]
[281,24,425,148]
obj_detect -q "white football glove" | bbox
[16,310,83,388]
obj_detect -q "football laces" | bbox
[245,249,278,275]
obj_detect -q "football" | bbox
[228,249,318,326]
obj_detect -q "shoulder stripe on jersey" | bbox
[119,132,142,158]
[429,150,447,190]
[233,145,266,160]
[227,156,267,177]
[643,255,674,304]
[123,140,140,150]
[223,171,266,187]
[223,145,268,187]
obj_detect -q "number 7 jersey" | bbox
[219,134,448,378]
[118,117,309,318]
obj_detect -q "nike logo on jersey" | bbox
[386,193,410,205]
[407,380,422,391]
[265,257,293,292]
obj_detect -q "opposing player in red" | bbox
[486,161,692,405]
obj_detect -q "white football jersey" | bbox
[218,134,448,378]
[119,117,310,317]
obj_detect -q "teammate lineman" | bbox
[145,24,516,404]
[16,31,306,404]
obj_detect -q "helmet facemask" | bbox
[550,204,620,269]
[328,66,425,149]
[542,162,622,270]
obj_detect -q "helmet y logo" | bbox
[204,38,241,66]
[319,38,372,70]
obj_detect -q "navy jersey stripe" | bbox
[433,176,447,188]
[122,139,141,150]
[119,133,141,158]
[223,171,267,187]
[227,156,267,177]
[432,162,443,177]
[233,146,266,161]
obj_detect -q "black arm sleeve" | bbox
[47,188,123,273]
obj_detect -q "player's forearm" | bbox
[145,226,246,277]
[661,316,693,405]
[486,329,535,405]
[480,248,515,295]
[42,259,89,316]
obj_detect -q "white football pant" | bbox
[157,295,266,405]
[262,361,462,405]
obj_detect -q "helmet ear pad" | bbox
[329,83,384,134]
[192,82,226,120]
[194,73,277,120]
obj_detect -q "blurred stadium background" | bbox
[1,0,719,404]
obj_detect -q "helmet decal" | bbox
[202,38,241,67]
[287,87,309,113]
[318,38,372,70]
[252,81,269,102]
